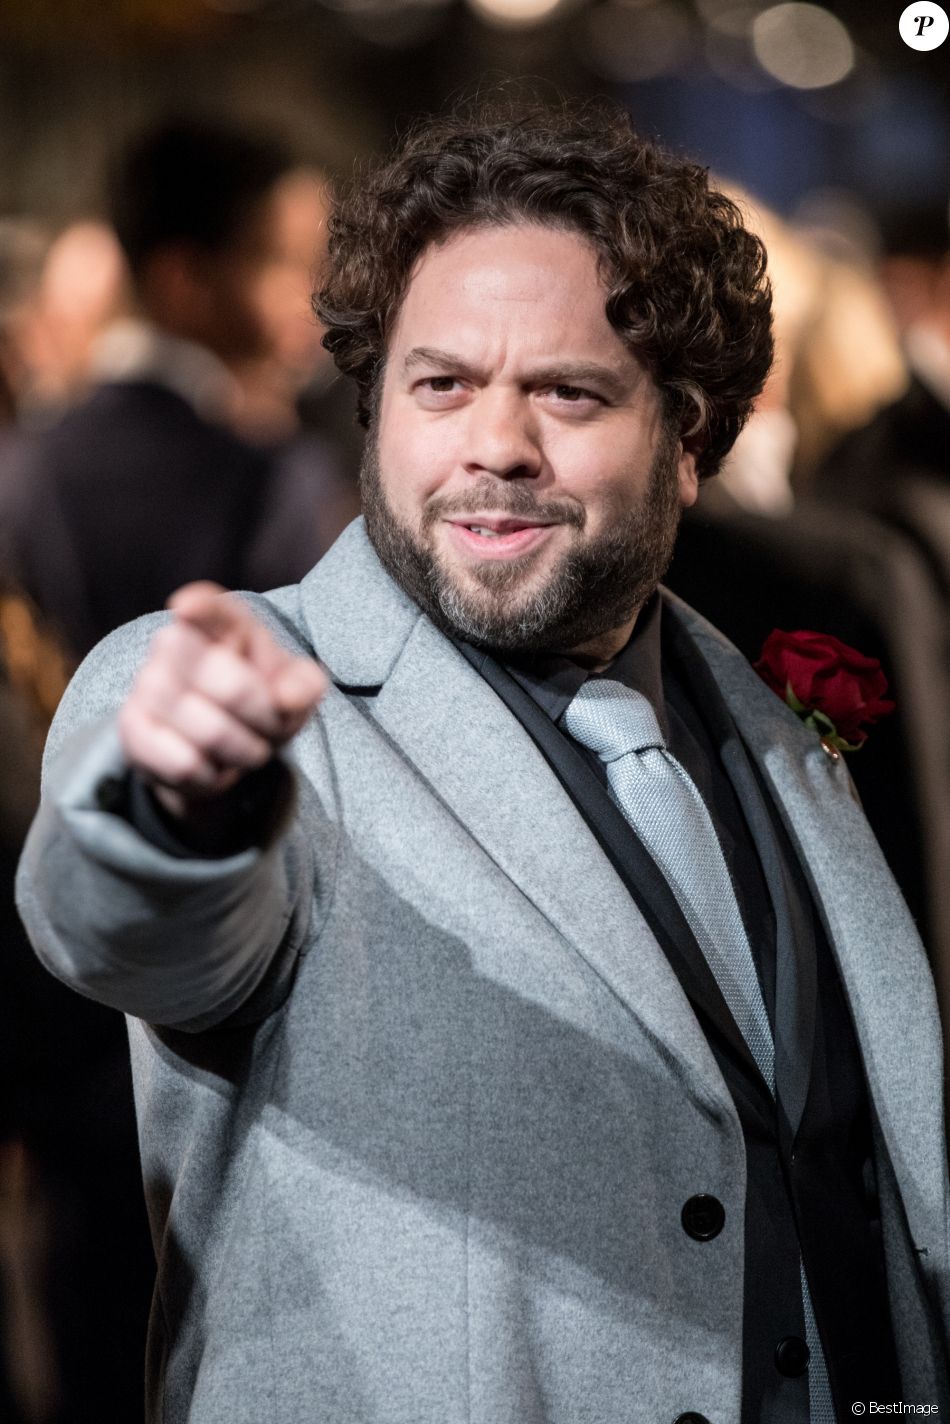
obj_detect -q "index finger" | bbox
[168,581,313,689]
[167,583,258,654]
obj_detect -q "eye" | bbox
[414,375,463,395]
[413,375,467,407]
[545,384,603,408]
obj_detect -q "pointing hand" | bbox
[118,582,327,820]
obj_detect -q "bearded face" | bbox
[361,418,685,656]
[363,223,697,663]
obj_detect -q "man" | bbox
[17,101,950,1423]
[7,119,349,665]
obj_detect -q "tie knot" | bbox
[562,680,666,762]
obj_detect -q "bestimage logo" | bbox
[899,1,949,49]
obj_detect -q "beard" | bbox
[360,425,684,657]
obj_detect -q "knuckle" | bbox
[171,741,212,786]
[149,624,180,662]
[200,646,251,705]
[118,710,172,781]
[239,740,270,772]
[134,661,167,706]
[206,733,237,765]
[184,706,228,759]
[179,695,265,768]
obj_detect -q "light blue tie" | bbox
[562,679,835,1423]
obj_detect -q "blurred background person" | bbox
[229,162,361,584]
[813,200,950,601]
[703,189,907,515]
[0,220,50,438]
[0,219,50,580]
[0,218,128,456]
[21,219,130,428]
[5,117,354,668]
[0,219,128,586]
[231,165,332,445]
[787,247,909,490]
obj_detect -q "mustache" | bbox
[422,482,585,530]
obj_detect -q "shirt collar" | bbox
[496,591,669,741]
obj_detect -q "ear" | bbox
[676,442,700,509]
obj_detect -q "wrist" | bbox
[134,761,291,859]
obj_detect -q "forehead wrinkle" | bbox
[402,344,643,400]
[524,362,637,400]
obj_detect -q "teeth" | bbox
[469,526,501,537]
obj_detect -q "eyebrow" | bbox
[402,346,634,400]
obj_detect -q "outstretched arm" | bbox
[16,584,329,1031]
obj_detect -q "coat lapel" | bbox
[375,615,737,1119]
[719,737,817,1146]
[670,594,949,1258]
[461,641,775,1108]
[297,522,737,1122]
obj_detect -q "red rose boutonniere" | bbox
[754,629,895,752]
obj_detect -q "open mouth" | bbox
[445,519,556,558]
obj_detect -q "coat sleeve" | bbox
[14,608,324,1032]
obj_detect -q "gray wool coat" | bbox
[16,519,950,1423]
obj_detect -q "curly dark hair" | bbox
[317,97,772,480]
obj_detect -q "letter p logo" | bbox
[900,1,949,48]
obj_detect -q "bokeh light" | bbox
[467,0,563,29]
[752,3,855,90]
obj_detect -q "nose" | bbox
[461,389,542,480]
